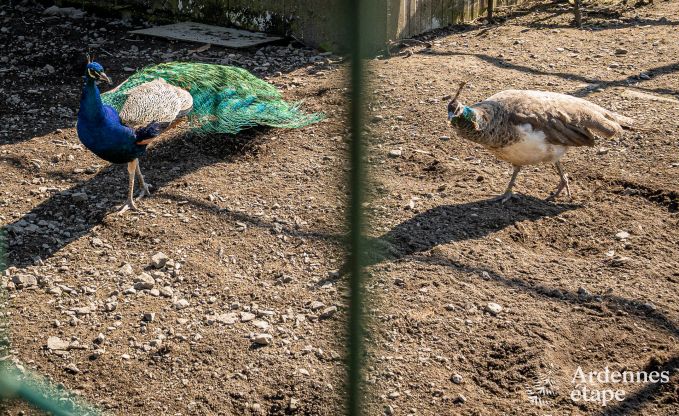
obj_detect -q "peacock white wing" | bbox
[112,78,193,128]
[487,90,633,147]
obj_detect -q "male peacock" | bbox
[77,58,323,213]
[447,84,633,202]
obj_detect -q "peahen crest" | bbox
[101,62,324,135]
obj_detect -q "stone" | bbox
[12,274,37,288]
[143,312,155,322]
[320,306,338,319]
[64,363,80,374]
[253,333,273,345]
[133,272,155,290]
[615,231,630,240]
[453,394,466,404]
[159,286,174,297]
[119,263,133,276]
[174,299,190,310]
[309,301,325,311]
[150,252,169,268]
[388,391,400,399]
[240,312,256,322]
[485,302,503,315]
[71,192,88,203]
[451,373,463,384]
[47,336,69,351]
[206,313,238,325]
[388,149,402,158]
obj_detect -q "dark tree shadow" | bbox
[419,49,679,97]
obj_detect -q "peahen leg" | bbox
[118,160,139,214]
[135,160,152,199]
[546,161,571,201]
[491,165,521,203]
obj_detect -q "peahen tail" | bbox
[102,62,324,134]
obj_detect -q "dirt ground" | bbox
[1,0,678,415]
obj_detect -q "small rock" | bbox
[64,363,80,374]
[71,192,88,203]
[47,336,69,351]
[159,286,174,297]
[453,394,466,404]
[388,391,400,399]
[485,302,503,315]
[143,312,155,322]
[12,274,37,289]
[174,299,190,310]
[119,263,133,275]
[133,272,155,290]
[614,48,628,55]
[150,252,169,268]
[298,368,310,376]
[253,333,273,345]
[240,312,256,322]
[309,301,325,310]
[615,231,630,240]
[451,373,463,384]
[388,149,402,158]
[385,405,395,415]
[320,306,338,319]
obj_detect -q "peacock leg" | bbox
[546,161,571,201]
[118,160,139,214]
[491,165,521,203]
[135,160,152,199]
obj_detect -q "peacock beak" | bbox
[98,72,112,84]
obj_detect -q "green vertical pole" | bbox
[345,0,367,414]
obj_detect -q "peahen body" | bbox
[77,59,323,213]
[447,85,633,202]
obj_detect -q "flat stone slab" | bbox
[130,22,282,49]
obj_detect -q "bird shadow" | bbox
[0,127,335,269]
[326,195,579,281]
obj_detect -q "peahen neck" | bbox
[79,77,104,121]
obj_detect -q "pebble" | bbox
[388,149,402,158]
[240,312,256,322]
[453,394,466,404]
[309,301,325,310]
[451,373,463,384]
[253,333,273,345]
[150,252,169,268]
[133,273,155,290]
[64,363,80,374]
[485,302,503,315]
[143,312,155,322]
[174,299,190,310]
[615,231,630,240]
[320,306,338,319]
[47,336,69,351]
[159,286,174,297]
[388,391,400,399]
[12,274,37,289]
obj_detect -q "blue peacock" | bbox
[77,57,323,213]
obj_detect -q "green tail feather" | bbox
[101,62,324,134]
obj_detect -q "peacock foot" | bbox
[490,191,515,204]
[117,198,139,215]
[137,184,152,200]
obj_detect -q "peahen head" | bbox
[84,56,112,84]
[447,82,477,129]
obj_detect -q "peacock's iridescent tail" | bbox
[101,62,324,134]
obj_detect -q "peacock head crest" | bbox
[84,55,112,84]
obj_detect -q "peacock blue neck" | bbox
[79,77,104,121]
